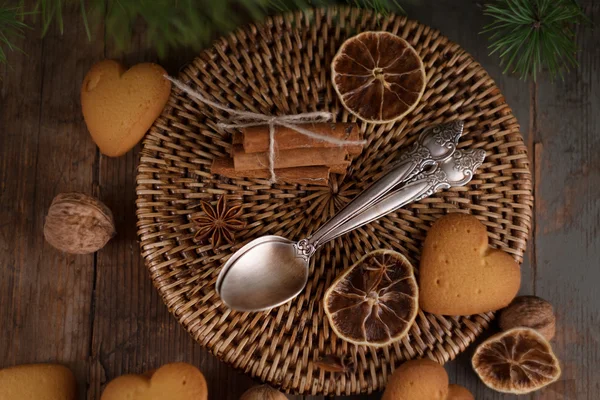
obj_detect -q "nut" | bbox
[44,192,116,254]
[240,385,287,400]
[499,296,556,340]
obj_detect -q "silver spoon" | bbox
[216,121,467,312]
[216,121,462,284]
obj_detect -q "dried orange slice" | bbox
[331,31,426,123]
[472,327,561,394]
[324,250,418,347]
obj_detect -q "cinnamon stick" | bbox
[232,132,243,145]
[330,162,350,174]
[232,144,348,171]
[242,123,363,155]
[211,157,330,185]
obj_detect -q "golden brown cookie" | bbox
[100,362,207,400]
[382,359,449,400]
[447,384,475,400]
[0,363,76,400]
[81,60,171,157]
[419,213,521,316]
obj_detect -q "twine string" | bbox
[166,75,366,182]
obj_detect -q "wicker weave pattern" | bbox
[135,7,532,396]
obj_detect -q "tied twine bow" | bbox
[166,76,366,183]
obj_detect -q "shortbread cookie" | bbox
[419,213,521,316]
[382,359,449,400]
[81,60,171,157]
[447,384,475,400]
[101,362,207,400]
[0,363,76,400]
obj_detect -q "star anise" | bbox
[192,195,245,248]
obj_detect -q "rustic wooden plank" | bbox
[0,2,102,398]
[532,3,600,399]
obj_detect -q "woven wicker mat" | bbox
[135,6,532,396]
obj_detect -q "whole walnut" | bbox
[499,295,556,340]
[44,192,116,254]
[240,385,288,400]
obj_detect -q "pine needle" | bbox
[0,3,29,65]
[483,0,588,81]
[352,0,404,15]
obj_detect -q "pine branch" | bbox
[1,0,404,65]
[2,0,588,83]
[30,0,404,58]
[483,0,588,81]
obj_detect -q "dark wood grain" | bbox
[0,1,101,397]
[532,3,600,399]
[1,1,599,399]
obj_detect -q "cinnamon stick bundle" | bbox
[211,122,363,184]
[211,157,330,185]
[242,123,362,155]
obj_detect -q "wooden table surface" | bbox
[1,1,598,399]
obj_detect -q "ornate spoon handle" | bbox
[305,121,463,250]
[312,148,486,245]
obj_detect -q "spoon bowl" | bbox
[217,235,309,311]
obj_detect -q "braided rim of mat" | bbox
[135,7,532,396]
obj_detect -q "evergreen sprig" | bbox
[483,0,588,81]
[0,0,589,83]
[0,0,403,63]
[0,3,28,65]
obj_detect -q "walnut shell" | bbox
[240,385,288,400]
[44,192,116,254]
[499,296,556,340]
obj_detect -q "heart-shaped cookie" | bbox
[447,384,475,400]
[81,60,171,157]
[382,359,475,400]
[419,213,521,316]
[382,359,449,400]
[0,363,76,400]
[100,363,207,400]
